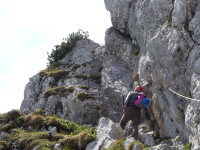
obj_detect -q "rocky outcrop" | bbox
[105,0,200,144]
[21,39,105,125]
[20,0,200,148]
[86,117,124,150]
[20,38,135,125]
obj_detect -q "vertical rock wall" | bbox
[105,0,200,141]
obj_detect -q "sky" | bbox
[0,0,112,114]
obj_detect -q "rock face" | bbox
[20,0,200,148]
[105,0,200,143]
[20,38,133,125]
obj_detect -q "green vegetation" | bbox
[78,85,89,90]
[90,74,102,84]
[47,29,89,67]
[153,131,171,144]
[60,131,96,149]
[74,74,87,80]
[72,64,81,70]
[98,66,104,72]
[127,140,149,150]
[0,109,24,132]
[106,139,125,150]
[76,92,88,101]
[43,86,74,98]
[40,68,69,81]
[184,142,192,150]
[0,109,96,150]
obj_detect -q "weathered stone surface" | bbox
[149,144,179,150]
[19,0,200,148]
[139,130,155,146]
[0,132,7,140]
[86,117,124,150]
[105,0,200,144]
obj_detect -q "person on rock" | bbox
[119,85,149,139]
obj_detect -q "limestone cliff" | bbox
[105,0,200,147]
[20,0,200,149]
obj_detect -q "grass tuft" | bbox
[61,131,96,150]
[76,92,88,101]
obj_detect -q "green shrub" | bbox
[47,29,89,67]
[2,109,21,123]
[184,142,192,150]
[14,116,25,127]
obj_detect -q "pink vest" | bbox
[134,93,145,106]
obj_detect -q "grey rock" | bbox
[54,143,62,150]
[149,144,179,150]
[0,132,7,140]
[139,131,155,146]
[124,137,135,150]
[86,117,124,150]
[48,126,57,136]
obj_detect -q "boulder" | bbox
[86,117,124,150]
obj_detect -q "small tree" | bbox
[47,29,89,67]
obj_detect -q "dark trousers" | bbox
[119,106,140,139]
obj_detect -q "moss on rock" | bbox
[90,74,102,84]
[74,74,87,80]
[76,92,88,101]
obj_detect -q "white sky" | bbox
[0,0,112,114]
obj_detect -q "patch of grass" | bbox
[184,142,192,150]
[65,86,75,92]
[98,66,104,72]
[1,109,21,124]
[107,139,125,150]
[76,92,88,101]
[29,139,56,150]
[0,140,9,150]
[0,123,14,132]
[72,64,81,70]
[31,109,46,116]
[127,140,149,150]
[89,74,102,84]
[40,68,69,80]
[46,117,68,133]
[15,129,53,150]
[61,131,96,150]
[44,86,74,98]
[78,85,89,90]
[25,114,44,130]
[74,74,87,80]
[0,110,97,150]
